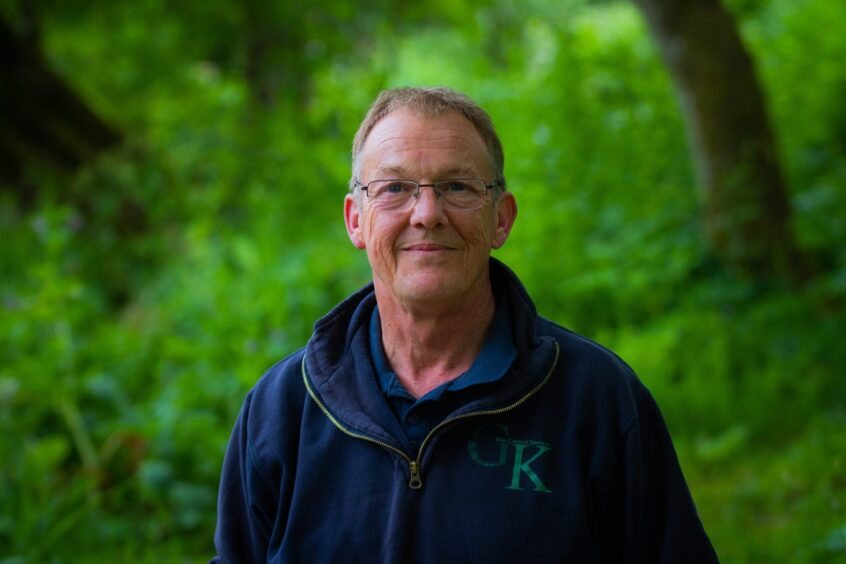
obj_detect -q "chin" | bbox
[397,275,462,304]
[396,273,452,300]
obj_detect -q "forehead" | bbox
[360,109,491,178]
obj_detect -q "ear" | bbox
[344,194,367,250]
[491,191,517,249]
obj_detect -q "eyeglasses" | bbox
[353,179,499,212]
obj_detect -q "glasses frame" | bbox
[352,178,501,212]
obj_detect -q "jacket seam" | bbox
[246,437,275,498]
[621,393,646,438]
[244,389,277,513]
[595,392,646,501]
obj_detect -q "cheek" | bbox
[363,213,399,266]
[462,213,496,250]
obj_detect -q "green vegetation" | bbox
[1,0,844,561]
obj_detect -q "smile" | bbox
[403,244,456,251]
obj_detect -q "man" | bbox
[213,87,718,562]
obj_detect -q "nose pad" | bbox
[409,185,444,212]
[413,185,441,204]
[409,185,447,225]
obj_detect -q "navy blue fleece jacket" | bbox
[212,259,718,563]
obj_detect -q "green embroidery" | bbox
[468,424,509,467]
[468,424,552,493]
[506,443,552,493]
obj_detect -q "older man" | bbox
[213,87,718,562]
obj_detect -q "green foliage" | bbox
[686,412,846,562]
[1,0,845,561]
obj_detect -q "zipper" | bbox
[409,460,422,489]
[302,341,559,490]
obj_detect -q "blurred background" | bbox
[1,0,844,561]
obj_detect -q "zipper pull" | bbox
[409,461,422,489]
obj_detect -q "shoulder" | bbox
[537,317,635,375]
[535,316,651,434]
[251,346,308,402]
[241,347,309,459]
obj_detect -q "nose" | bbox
[409,185,447,228]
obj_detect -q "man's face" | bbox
[344,109,517,308]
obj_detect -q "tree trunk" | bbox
[0,16,121,202]
[242,0,308,109]
[631,0,810,281]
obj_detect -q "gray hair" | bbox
[350,87,506,193]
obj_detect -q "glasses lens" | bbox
[367,180,417,209]
[435,179,488,210]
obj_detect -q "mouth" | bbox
[403,243,456,252]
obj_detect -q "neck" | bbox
[375,282,496,399]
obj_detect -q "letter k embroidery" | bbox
[506,443,552,493]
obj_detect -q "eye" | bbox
[442,181,469,192]
[384,182,407,194]
[371,180,414,198]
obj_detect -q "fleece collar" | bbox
[303,258,557,450]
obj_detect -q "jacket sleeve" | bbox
[617,391,719,563]
[211,392,276,563]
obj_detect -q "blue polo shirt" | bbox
[369,301,517,450]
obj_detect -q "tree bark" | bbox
[0,16,121,200]
[631,0,810,281]
[242,0,309,108]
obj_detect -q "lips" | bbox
[403,243,456,251]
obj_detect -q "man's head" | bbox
[344,87,517,310]
[350,87,506,193]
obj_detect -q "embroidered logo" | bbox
[467,423,552,493]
